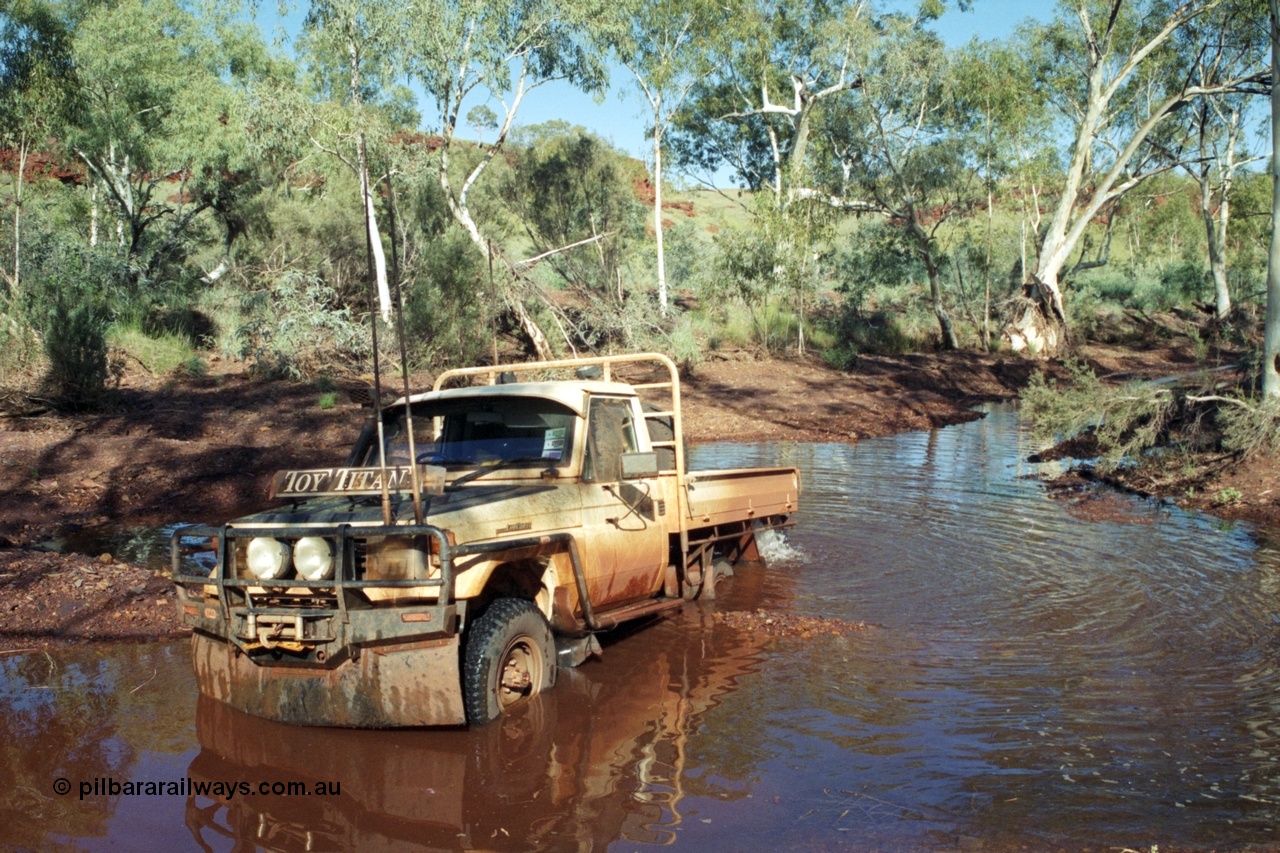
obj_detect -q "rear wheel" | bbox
[463,598,556,724]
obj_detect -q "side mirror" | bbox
[619,451,659,480]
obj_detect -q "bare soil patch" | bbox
[680,348,1037,443]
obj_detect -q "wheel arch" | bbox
[464,558,555,626]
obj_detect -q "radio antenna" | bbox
[359,132,392,526]
[384,153,423,524]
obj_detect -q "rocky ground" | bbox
[1,342,1277,652]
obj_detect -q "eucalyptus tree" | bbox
[1008,0,1268,356]
[816,13,978,350]
[613,0,733,315]
[294,0,414,323]
[1177,95,1260,318]
[670,0,870,205]
[505,123,645,348]
[1150,0,1266,319]
[403,0,614,359]
[666,0,871,353]
[953,39,1057,323]
[0,0,75,298]
[465,104,497,143]
[66,0,264,285]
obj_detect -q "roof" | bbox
[389,380,636,417]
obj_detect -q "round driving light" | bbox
[294,536,334,581]
[246,537,291,580]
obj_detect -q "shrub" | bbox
[235,269,370,379]
[820,299,919,356]
[1159,261,1211,303]
[821,345,858,371]
[0,303,43,391]
[42,297,112,409]
[10,226,129,408]
[402,228,491,369]
[1020,361,1177,470]
[663,315,702,374]
[1219,397,1280,457]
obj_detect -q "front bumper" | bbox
[173,522,465,727]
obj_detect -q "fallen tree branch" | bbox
[1185,394,1251,409]
[514,232,611,268]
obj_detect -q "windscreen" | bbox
[363,397,577,469]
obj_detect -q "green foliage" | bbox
[1021,362,1178,470]
[1213,487,1243,505]
[662,221,712,295]
[699,301,757,351]
[107,322,197,375]
[65,0,263,281]
[317,391,339,409]
[0,0,1273,388]
[826,223,929,354]
[707,227,781,348]
[235,269,369,379]
[821,344,858,371]
[1159,261,1211,303]
[662,315,703,374]
[506,123,643,300]
[178,354,207,377]
[704,194,831,353]
[466,104,498,138]
[10,225,137,405]
[42,296,111,409]
[1218,398,1280,457]
[0,307,41,388]
[402,227,490,369]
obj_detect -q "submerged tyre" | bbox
[462,598,556,724]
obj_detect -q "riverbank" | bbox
[1,343,1275,651]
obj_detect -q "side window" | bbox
[583,398,637,482]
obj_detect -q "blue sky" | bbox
[257,0,1056,179]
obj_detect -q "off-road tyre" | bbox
[463,598,556,724]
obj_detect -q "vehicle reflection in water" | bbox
[184,608,771,852]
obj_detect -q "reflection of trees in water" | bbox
[185,607,774,851]
[0,644,193,850]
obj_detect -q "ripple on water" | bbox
[691,403,1280,848]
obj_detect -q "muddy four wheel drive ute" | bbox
[172,354,800,726]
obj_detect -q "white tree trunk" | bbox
[1200,175,1231,318]
[12,136,25,295]
[1263,0,1280,398]
[436,62,554,361]
[652,117,668,317]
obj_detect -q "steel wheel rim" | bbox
[496,635,541,710]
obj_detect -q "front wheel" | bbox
[462,598,556,724]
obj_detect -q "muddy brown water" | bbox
[4,404,1280,851]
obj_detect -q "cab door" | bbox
[579,396,668,608]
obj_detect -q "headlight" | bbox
[246,537,291,580]
[294,536,334,581]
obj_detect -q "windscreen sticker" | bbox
[542,428,566,459]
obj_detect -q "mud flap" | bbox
[192,633,466,728]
